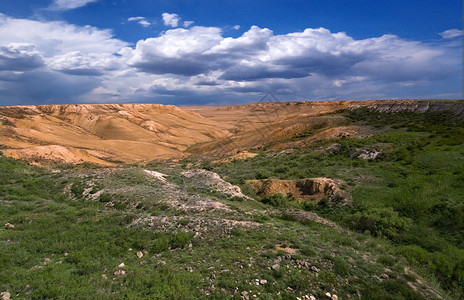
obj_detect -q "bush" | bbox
[261,194,292,207]
[396,245,431,266]
[346,207,411,240]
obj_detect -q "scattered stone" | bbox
[271,264,280,271]
[186,267,193,272]
[139,261,146,266]
[380,273,389,279]
[241,291,249,300]
[136,251,143,259]
[259,279,267,285]
[332,295,338,300]
[56,260,62,265]
[64,252,69,257]
[1,292,10,300]
[325,292,332,298]
[310,266,320,273]
[102,274,108,280]
[4,223,14,230]
[357,149,380,160]
[114,270,125,276]
[44,258,52,264]
[310,296,316,300]
[157,261,166,266]
[118,263,125,268]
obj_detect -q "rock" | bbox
[259,279,267,285]
[102,274,108,280]
[44,258,52,264]
[136,251,143,259]
[118,263,125,268]
[64,252,69,256]
[4,223,14,230]
[157,261,166,266]
[241,291,249,300]
[380,273,389,279]
[271,264,280,271]
[1,292,10,300]
[310,266,320,273]
[114,270,125,276]
[310,296,316,300]
[186,267,193,272]
[332,295,338,300]
[325,292,332,298]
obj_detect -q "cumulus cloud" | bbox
[49,0,98,11]
[439,29,462,39]
[0,14,127,56]
[127,17,151,27]
[0,12,461,104]
[0,14,127,104]
[48,51,121,76]
[183,21,194,28]
[0,43,44,71]
[127,25,456,84]
[162,13,180,27]
[128,26,224,75]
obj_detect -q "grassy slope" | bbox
[0,152,445,299]
[211,108,464,298]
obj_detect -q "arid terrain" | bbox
[1,100,462,165]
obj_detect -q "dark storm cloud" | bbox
[0,44,44,71]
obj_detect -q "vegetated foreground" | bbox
[1,99,464,299]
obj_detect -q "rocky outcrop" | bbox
[347,100,464,118]
[246,177,348,204]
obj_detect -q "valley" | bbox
[1,99,464,299]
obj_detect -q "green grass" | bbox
[1,107,462,298]
[211,109,464,298]
[0,153,443,299]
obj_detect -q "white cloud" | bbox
[0,14,127,56]
[49,0,98,11]
[184,21,194,28]
[48,51,121,76]
[0,13,461,104]
[127,17,151,27]
[162,13,180,27]
[439,29,462,39]
[233,25,240,30]
[138,20,151,27]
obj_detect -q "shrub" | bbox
[346,207,411,240]
[261,194,291,207]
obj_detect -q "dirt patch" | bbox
[246,177,348,204]
[213,150,258,163]
[2,145,113,166]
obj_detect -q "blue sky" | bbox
[0,0,462,105]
